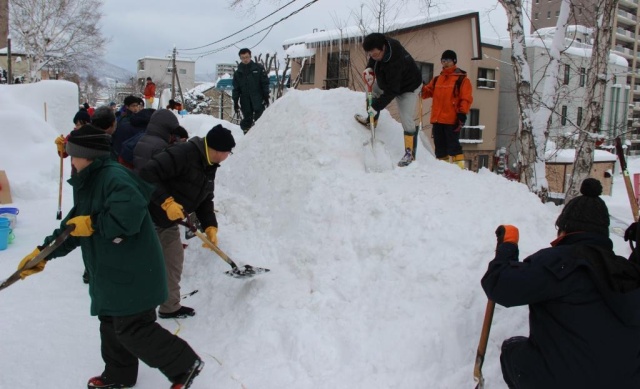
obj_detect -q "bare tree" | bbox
[564,0,618,202]
[9,0,107,82]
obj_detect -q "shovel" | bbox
[0,225,75,292]
[473,299,496,389]
[178,219,269,279]
[362,75,392,172]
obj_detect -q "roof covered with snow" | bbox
[282,10,477,48]
[546,148,618,163]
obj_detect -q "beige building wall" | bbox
[0,0,7,49]
[546,162,614,195]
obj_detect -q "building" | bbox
[531,0,640,154]
[216,63,236,79]
[282,10,502,172]
[0,0,7,49]
[136,56,196,94]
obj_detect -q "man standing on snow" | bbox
[138,124,235,319]
[232,48,271,134]
[356,32,422,167]
[144,77,156,108]
[481,178,640,389]
[17,125,203,388]
[420,50,473,169]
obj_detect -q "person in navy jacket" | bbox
[482,178,640,389]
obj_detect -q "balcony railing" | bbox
[459,125,484,143]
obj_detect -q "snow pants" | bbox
[432,122,462,159]
[240,102,265,133]
[156,225,184,314]
[372,81,419,135]
[98,309,198,385]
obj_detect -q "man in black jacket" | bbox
[139,124,235,319]
[356,33,422,167]
[232,48,271,134]
[482,178,640,389]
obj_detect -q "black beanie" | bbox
[555,178,610,236]
[73,109,92,125]
[441,50,457,64]
[205,124,236,152]
[66,125,111,159]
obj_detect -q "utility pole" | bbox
[7,36,11,84]
[172,46,177,100]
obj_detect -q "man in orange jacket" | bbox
[144,77,156,108]
[421,50,473,168]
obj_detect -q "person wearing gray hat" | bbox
[481,178,640,389]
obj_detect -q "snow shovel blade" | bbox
[0,225,75,292]
[225,265,270,279]
[363,140,392,173]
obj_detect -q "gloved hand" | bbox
[18,248,45,280]
[66,215,94,237]
[625,222,638,242]
[233,103,240,113]
[495,225,519,246]
[55,135,68,158]
[367,105,377,116]
[161,197,185,221]
[421,83,430,99]
[362,68,375,85]
[263,95,270,108]
[457,113,467,125]
[202,226,218,248]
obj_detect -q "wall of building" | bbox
[137,58,196,92]
[0,0,7,49]
[546,161,614,195]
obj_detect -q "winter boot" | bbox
[170,358,204,389]
[452,154,465,169]
[397,133,416,167]
[159,306,196,319]
[438,156,450,163]
[87,375,133,388]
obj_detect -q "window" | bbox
[478,155,489,169]
[325,51,350,89]
[555,10,559,16]
[579,67,586,87]
[301,63,315,84]
[179,69,187,75]
[477,68,496,89]
[460,109,482,141]
[166,67,173,74]
[577,107,583,126]
[561,105,567,125]
[534,12,539,19]
[563,64,570,85]
[547,11,551,18]
[416,61,434,84]
[138,61,145,71]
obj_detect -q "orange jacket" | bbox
[421,66,473,125]
[144,82,156,98]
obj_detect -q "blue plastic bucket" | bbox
[0,208,18,228]
[0,207,19,215]
[0,226,9,250]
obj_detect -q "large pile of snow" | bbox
[0,82,634,388]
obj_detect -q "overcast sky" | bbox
[100,0,520,77]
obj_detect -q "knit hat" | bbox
[72,109,91,125]
[205,124,236,152]
[441,50,457,64]
[555,178,610,236]
[66,124,111,159]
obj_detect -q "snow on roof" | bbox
[282,9,477,48]
[545,148,617,163]
[137,56,195,63]
[0,47,28,55]
[189,82,216,94]
[284,43,316,58]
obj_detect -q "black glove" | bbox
[263,95,270,108]
[624,222,638,242]
[233,103,240,113]
[457,113,467,125]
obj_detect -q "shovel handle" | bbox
[177,219,239,270]
[473,299,495,388]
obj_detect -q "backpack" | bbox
[431,73,466,97]
[118,131,145,169]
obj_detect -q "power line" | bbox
[187,0,319,59]
[177,0,299,51]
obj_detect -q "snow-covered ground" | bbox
[0,81,636,388]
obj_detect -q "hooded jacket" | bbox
[482,232,640,388]
[132,109,178,174]
[421,65,473,125]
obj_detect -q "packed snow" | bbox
[0,81,636,388]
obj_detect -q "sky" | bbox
[100,0,519,77]
[0,80,636,388]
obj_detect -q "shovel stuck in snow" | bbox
[360,75,392,173]
[473,299,496,389]
[0,225,75,292]
[178,219,269,279]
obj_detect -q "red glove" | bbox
[495,225,519,245]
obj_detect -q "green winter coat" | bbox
[232,61,270,109]
[44,156,167,317]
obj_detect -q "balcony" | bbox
[617,9,638,26]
